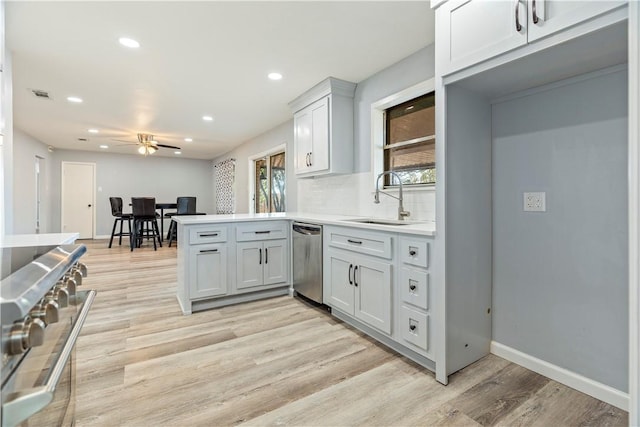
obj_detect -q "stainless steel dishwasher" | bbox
[292,222,323,304]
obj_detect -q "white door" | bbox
[190,245,228,298]
[354,255,392,335]
[61,162,95,239]
[294,108,312,174]
[236,242,263,290]
[326,249,354,314]
[263,239,287,285]
[309,96,329,173]
[35,156,42,233]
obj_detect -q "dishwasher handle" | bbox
[293,222,322,236]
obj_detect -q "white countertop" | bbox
[173,212,436,236]
[1,233,80,248]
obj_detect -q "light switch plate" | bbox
[523,192,546,212]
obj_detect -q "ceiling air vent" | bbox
[31,89,51,99]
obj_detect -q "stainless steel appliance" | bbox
[1,244,95,427]
[292,222,323,304]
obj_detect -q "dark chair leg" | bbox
[118,217,124,245]
[130,219,136,251]
[154,220,162,248]
[168,220,176,247]
[109,218,118,248]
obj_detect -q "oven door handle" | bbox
[2,290,96,427]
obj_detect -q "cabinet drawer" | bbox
[189,226,228,244]
[399,268,429,311]
[326,227,392,259]
[399,305,429,352]
[399,237,429,268]
[236,221,288,242]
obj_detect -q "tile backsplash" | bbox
[296,172,436,222]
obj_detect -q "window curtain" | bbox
[214,158,236,214]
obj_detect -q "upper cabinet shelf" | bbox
[289,77,356,178]
[438,0,626,77]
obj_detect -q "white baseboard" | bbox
[490,341,629,411]
[94,234,111,240]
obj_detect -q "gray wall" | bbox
[492,68,628,391]
[13,129,53,233]
[353,45,435,173]
[48,149,214,237]
[212,120,294,214]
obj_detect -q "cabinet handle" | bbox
[515,0,522,32]
[306,153,311,167]
[255,230,271,234]
[409,284,417,291]
[409,250,417,256]
[199,249,218,253]
[409,324,417,332]
[265,248,268,264]
[309,152,312,166]
[349,264,353,285]
[259,248,262,265]
[199,233,218,237]
[353,265,358,287]
[532,0,539,24]
[347,239,362,245]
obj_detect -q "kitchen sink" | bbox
[343,218,419,226]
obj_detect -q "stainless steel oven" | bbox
[1,244,95,427]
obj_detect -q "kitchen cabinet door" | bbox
[294,108,313,174]
[326,251,355,314]
[309,96,329,172]
[354,255,392,335]
[236,242,262,290]
[189,244,228,298]
[263,239,287,285]
[442,0,527,74]
[527,0,626,42]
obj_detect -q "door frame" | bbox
[247,143,286,214]
[61,161,96,239]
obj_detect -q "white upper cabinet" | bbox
[439,0,625,75]
[289,77,356,178]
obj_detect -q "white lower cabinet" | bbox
[237,239,288,291]
[399,305,429,352]
[189,244,228,299]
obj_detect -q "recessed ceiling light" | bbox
[184,138,193,142]
[119,37,140,48]
[99,145,109,149]
[202,115,214,122]
[88,129,99,134]
[67,96,83,103]
[174,151,182,155]
[268,72,283,81]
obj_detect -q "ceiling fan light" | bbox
[138,146,147,155]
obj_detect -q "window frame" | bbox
[248,143,286,214]
[371,78,436,191]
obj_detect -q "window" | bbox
[254,151,286,213]
[383,91,435,186]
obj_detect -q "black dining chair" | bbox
[166,197,197,247]
[131,197,162,251]
[108,197,132,248]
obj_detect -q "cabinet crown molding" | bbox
[289,77,356,113]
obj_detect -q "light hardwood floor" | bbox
[75,239,627,426]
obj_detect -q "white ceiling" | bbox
[6,1,435,160]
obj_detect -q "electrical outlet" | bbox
[523,192,546,212]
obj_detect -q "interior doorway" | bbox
[35,156,43,233]
[61,162,95,239]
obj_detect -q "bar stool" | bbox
[108,197,132,248]
[131,197,162,251]
[166,197,197,247]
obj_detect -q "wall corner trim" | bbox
[490,341,629,411]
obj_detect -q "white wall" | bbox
[2,48,13,236]
[212,120,294,214]
[492,68,628,391]
[12,128,52,233]
[297,45,436,221]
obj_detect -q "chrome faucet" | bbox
[375,171,411,221]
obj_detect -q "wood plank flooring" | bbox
[75,239,628,426]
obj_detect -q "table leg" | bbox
[159,208,164,242]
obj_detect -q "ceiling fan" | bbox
[115,133,182,155]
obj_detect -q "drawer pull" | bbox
[200,249,218,253]
[409,250,417,256]
[409,284,417,291]
[409,324,417,332]
[199,233,219,237]
[255,230,271,235]
[347,239,362,245]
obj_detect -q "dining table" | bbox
[155,202,177,241]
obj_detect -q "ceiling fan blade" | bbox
[156,144,182,150]
[112,138,137,144]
